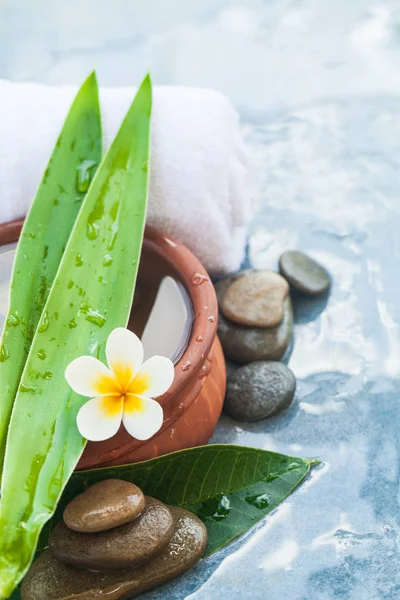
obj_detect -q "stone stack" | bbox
[21,479,208,600]
[216,253,331,422]
[215,270,293,364]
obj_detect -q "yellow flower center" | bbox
[94,362,151,417]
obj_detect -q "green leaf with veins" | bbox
[44,444,318,557]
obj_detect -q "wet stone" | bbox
[215,273,293,363]
[214,270,252,300]
[21,507,208,600]
[221,270,289,328]
[279,250,331,295]
[51,497,174,570]
[225,361,296,421]
[63,479,146,533]
[217,296,293,364]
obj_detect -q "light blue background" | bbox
[1,1,399,598]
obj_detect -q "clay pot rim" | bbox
[0,218,218,408]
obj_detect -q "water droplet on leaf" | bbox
[245,493,270,510]
[38,312,49,332]
[196,495,231,522]
[0,345,10,363]
[37,349,46,360]
[76,159,97,193]
[20,384,37,394]
[79,302,106,328]
[86,222,99,240]
[68,318,78,329]
[85,312,106,327]
[6,311,20,327]
[103,254,113,267]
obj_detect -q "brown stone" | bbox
[215,270,250,297]
[217,298,293,363]
[63,479,146,533]
[21,507,208,600]
[221,270,289,327]
[215,276,293,363]
[51,497,174,570]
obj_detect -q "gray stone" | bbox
[279,250,331,295]
[21,507,208,600]
[225,361,296,421]
[51,497,174,570]
[63,479,145,533]
[221,270,289,327]
[217,296,293,364]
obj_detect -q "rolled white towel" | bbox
[0,80,251,275]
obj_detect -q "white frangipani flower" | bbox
[65,328,174,442]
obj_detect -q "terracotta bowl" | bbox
[0,220,226,469]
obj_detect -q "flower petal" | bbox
[65,356,116,397]
[123,395,163,440]
[129,356,174,398]
[106,327,144,384]
[77,396,123,442]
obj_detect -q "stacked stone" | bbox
[21,479,208,600]
[216,252,331,421]
[216,270,293,365]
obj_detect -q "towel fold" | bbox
[0,80,251,275]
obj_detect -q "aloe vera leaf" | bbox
[0,74,152,598]
[0,72,102,477]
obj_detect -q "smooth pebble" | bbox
[21,507,208,600]
[63,479,145,533]
[217,296,293,364]
[51,496,174,570]
[221,270,289,327]
[279,250,331,295]
[215,272,293,363]
[225,361,296,421]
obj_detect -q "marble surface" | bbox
[1,1,400,599]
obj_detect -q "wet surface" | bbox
[161,101,400,600]
[1,1,400,598]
